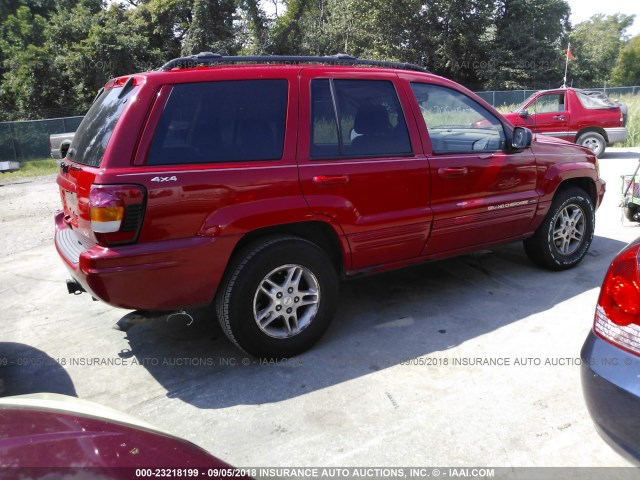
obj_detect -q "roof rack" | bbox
[158,53,430,73]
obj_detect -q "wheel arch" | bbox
[575,127,608,144]
[556,177,598,206]
[230,221,347,277]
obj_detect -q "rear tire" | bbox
[215,236,339,358]
[577,131,606,158]
[524,187,595,270]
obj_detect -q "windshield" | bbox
[514,94,536,112]
[70,84,138,167]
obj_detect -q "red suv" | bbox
[502,87,627,158]
[55,54,606,357]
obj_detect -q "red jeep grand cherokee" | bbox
[55,54,605,357]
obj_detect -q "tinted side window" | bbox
[310,79,412,159]
[411,83,506,154]
[148,79,288,165]
[72,85,138,167]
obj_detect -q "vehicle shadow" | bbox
[119,235,625,409]
[0,342,77,397]
[600,151,640,160]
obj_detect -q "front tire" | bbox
[577,131,606,158]
[216,236,339,358]
[524,187,595,270]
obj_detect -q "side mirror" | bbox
[518,109,529,118]
[512,127,532,150]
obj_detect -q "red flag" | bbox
[566,46,576,61]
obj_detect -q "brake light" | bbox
[594,243,640,356]
[107,76,138,89]
[89,184,146,245]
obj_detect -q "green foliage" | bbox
[181,0,237,55]
[484,0,571,90]
[610,36,640,87]
[569,14,635,87]
[0,0,636,124]
[416,0,495,89]
[615,94,640,148]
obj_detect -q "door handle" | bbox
[438,167,468,177]
[312,175,349,186]
[553,115,565,121]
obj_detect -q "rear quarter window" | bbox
[147,79,288,165]
[576,90,618,109]
[71,85,137,167]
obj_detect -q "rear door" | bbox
[133,70,305,245]
[297,69,431,270]
[406,81,539,255]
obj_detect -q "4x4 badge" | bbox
[151,176,178,182]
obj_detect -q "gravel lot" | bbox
[1,148,640,470]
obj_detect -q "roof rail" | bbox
[158,53,430,73]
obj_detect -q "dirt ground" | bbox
[1,150,640,472]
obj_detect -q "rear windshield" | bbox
[70,84,137,167]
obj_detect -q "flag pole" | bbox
[563,42,571,88]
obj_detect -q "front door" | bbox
[408,82,539,255]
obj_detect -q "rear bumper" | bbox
[605,127,628,145]
[581,330,640,465]
[54,211,236,310]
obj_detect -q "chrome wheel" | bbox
[253,264,320,339]
[577,132,605,158]
[582,137,602,153]
[551,203,585,255]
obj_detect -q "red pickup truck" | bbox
[503,87,627,158]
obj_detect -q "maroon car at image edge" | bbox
[0,393,253,478]
[55,54,606,358]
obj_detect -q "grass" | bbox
[0,158,59,181]
[614,94,640,148]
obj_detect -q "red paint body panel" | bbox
[0,395,249,478]
[54,64,606,311]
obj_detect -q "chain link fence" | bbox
[0,116,83,162]
[476,86,640,108]
[1,86,639,163]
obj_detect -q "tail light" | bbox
[89,184,146,246]
[594,243,640,356]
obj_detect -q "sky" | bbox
[566,0,640,37]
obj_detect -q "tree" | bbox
[130,0,193,62]
[483,0,571,90]
[267,0,314,54]
[0,6,52,119]
[416,0,495,88]
[236,0,269,54]
[568,13,635,87]
[610,35,640,86]
[181,0,237,55]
